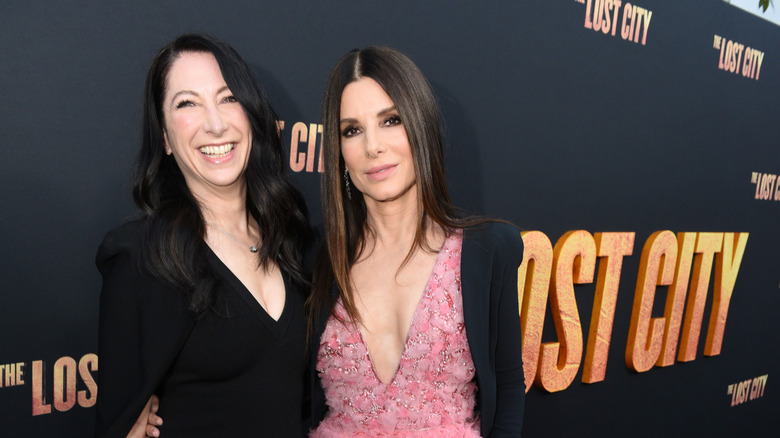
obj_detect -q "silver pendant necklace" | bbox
[206,222,259,253]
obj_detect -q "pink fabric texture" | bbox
[312,232,480,437]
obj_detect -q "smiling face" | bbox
[339,77,417,211]
[162,51,251,199]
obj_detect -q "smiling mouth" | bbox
[199,143,235,158]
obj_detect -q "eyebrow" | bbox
[340,105,397,124]
[169,86,231,103]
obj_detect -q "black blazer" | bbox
[309,222,525,437]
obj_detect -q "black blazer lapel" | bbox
[461,225,495,381]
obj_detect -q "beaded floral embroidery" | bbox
[313,231,480,437]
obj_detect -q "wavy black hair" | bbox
[132,33,311,314]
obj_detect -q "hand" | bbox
[127,395,163,438]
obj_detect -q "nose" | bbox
[363,126,385,158]
[203,104,228,136]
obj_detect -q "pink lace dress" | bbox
[312,232,480,437]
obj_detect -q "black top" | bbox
[95,219,308,437]
[309,222,525,437]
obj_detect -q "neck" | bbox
[363,192,422,251]
[194,184,252,235]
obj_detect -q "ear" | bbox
[163,131,172,155]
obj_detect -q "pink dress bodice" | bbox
[312,232,480,437]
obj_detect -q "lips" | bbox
[365,164,397,181]
[199,143,236,158]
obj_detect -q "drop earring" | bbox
[344,168,352,200]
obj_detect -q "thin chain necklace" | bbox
[206,222,259,253]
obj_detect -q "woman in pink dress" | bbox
[307,46,525,437]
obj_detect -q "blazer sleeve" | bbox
[490,223,526,437]
[94,222,194,438]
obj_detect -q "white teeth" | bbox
[199,143,235,157]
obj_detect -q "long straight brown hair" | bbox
[308,46,491,331]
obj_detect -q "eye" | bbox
[174,99,196,109]
[221,95,238,103]
[384,115,402,127]
[341,125,361,138]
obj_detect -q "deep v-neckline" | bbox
[356,235,451,385]
[205,246,291,337]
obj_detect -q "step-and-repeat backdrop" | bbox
[1,1,778,436]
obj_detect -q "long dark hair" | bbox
[132,33,311,314]
[309,46,489,328]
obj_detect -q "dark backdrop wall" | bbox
[1,1,778,436]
